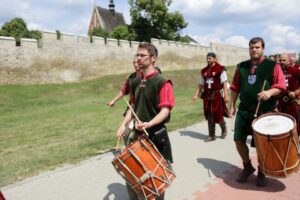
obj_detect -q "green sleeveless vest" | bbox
[132,73,171,124]
[238,59,277,113]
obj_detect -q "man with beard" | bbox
[193,52,229,141]
[290,56,300,68]
[278,53,300,135]
[229,37,286,186]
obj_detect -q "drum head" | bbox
[253,114,294,135]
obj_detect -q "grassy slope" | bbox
[0,67,235,187]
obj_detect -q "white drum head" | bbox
[253,115,294,135]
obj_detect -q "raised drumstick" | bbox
[123,97,149,136]
[254,80,266,118]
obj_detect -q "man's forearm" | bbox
[148,107,170,128]
[230,90,238,108]
[269,88,282,97]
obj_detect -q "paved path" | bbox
[1,118,299,200]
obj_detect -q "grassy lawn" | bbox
[0,67,235,187]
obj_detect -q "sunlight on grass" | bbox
[0,67,235,187]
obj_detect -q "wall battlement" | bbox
[0,31,249,84]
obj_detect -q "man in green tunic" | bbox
[116,42,174,200]
[230,37,286,187]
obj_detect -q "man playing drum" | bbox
[116,42,174,199]
[278,53,300,135]
[193,52,229,141]
[229,37,286,186]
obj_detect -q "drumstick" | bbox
[115,137,121,151]
[254,80,267,118]
[123,97,149,136]
[92,100,108,105]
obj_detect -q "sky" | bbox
[0,0,299,55]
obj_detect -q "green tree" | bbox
[23,30,42,40]
[56,30,61,40]
[89,27,110,38]
[179,35,191,43]
[0,18,41,45]
[298,53,300,64]
[111,25,137,40]
[129,0,188,42]
[0,18,27,44]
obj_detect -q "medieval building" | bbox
[88,0,126,34]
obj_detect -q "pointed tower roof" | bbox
[109,0,115,12]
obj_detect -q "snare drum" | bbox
[252,112,300,177]
[112,135,175,200]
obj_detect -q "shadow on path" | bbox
[179,130,207,140]
[197,158,286,192]
[103,183,128,200]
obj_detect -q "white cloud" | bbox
[67,17,91,35]
[190,34,221,47]
[190,27,232,46]
[171,0,213,14]
[191,33,249,49]
[225,35,249,48]
[172,0,300,25]
[263,24,300,54]
[27,22,48,31]
[49,0,93,6]
[222,0,262,13]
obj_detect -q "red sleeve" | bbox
[121,79,130,95]
[158,81,175,110]
[271,63,286,92]
[230,67,240,93]
[129,94,135,105]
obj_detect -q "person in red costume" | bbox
[278,53,300,135]
[290,56,300,68]
[193,52,229,142]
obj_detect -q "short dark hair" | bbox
[249,37,265,48]
[207,52,216,58]
[138,42,158,57]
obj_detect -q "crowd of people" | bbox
[107,38,300,199]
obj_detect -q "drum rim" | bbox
[252,112,296,138]
[113,135,154,160]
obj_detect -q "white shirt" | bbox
[199,70,228,86]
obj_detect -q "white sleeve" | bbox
[220,71,228,84]
[199,75,205,86]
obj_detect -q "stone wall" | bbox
[0,31,249,84]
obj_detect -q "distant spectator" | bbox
[275,54,281,63]
[278,53,300,135]
[290,56,300,68]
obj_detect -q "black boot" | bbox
[236,161,255,182]
[220,121,227,139]
[205,120,216,142]
[256,167,267,187]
